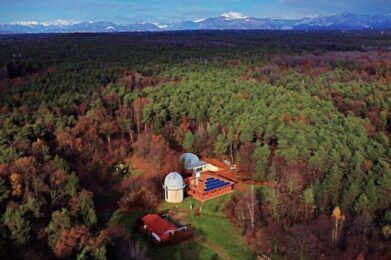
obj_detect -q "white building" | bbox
[163,172,185,203]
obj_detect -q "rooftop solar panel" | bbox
[205,180,223,185]
[205,179,220,185]
[204,181,229,191]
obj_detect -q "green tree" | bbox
[46,208,71,249]
[254,144,269,181]
[323,165,343,207]
[303,187,315,219]
[182,131,195,152]
[268,159,277,181]
[341,179,361,213]
[77,246,107,260]
[213,134,228,157]
[4,206,31,245]
[78,191,98,228]
[65,172,79,198]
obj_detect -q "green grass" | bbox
[109,208,148,240]
[157,195,254,260]
[111,194,254,260]
[154,240,219,260]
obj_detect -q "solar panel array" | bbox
[204,177,230,192]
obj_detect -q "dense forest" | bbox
[0,30,390,259]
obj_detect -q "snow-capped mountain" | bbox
[220,12,249,20]
[291,12,391,30]
[10,19,75,27]
[1,12,390,34]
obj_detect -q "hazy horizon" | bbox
[1,0,391,24]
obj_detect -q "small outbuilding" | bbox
[163,172,185,203]
[142,213,188,243]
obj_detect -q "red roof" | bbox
[142,214,177,241]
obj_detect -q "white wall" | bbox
[166,188,184,203]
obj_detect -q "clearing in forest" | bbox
[155,195,254,260]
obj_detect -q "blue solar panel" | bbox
[204,180,229,192]
[206,180,223,185]
[205,180,220,185]
[206,183,221,189]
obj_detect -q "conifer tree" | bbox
[182,132,195,152]
[46,208,71,249]
[4,207,31,245]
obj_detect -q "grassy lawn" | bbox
[156,195,254,260]
[154,240,219,260]
[110,194,255,260]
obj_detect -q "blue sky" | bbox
[1,0,390,24]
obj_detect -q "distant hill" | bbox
[1,12,390,34]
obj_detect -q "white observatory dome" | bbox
[164,172,185,189]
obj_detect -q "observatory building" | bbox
[180,153,219,174]
[180,153,234,201]
[163,172,185,203]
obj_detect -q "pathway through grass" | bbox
[157,195,254,260]
[110,194,254,259]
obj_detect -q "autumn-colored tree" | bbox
[54,225,91,258]
[237,143,256,177]
[10,172,22,197]
[133,97,149,134]
[119,184,159,210]
[31,138,50,161]
[286,224,320,259]
[331,206,345,246]
[99,120,120,152]
[266,187,280,223]
[56,129,75,155]
[116,103,135,143]
[149,135,170,176]
[225,187,260,236]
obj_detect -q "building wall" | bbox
[165,188,184,203]
[203,163,219,172]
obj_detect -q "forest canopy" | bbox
[0,31,390,259]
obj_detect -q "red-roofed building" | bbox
[142,214,188,243]
[187,172,234,201]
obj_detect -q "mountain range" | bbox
[1,12,390,34]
